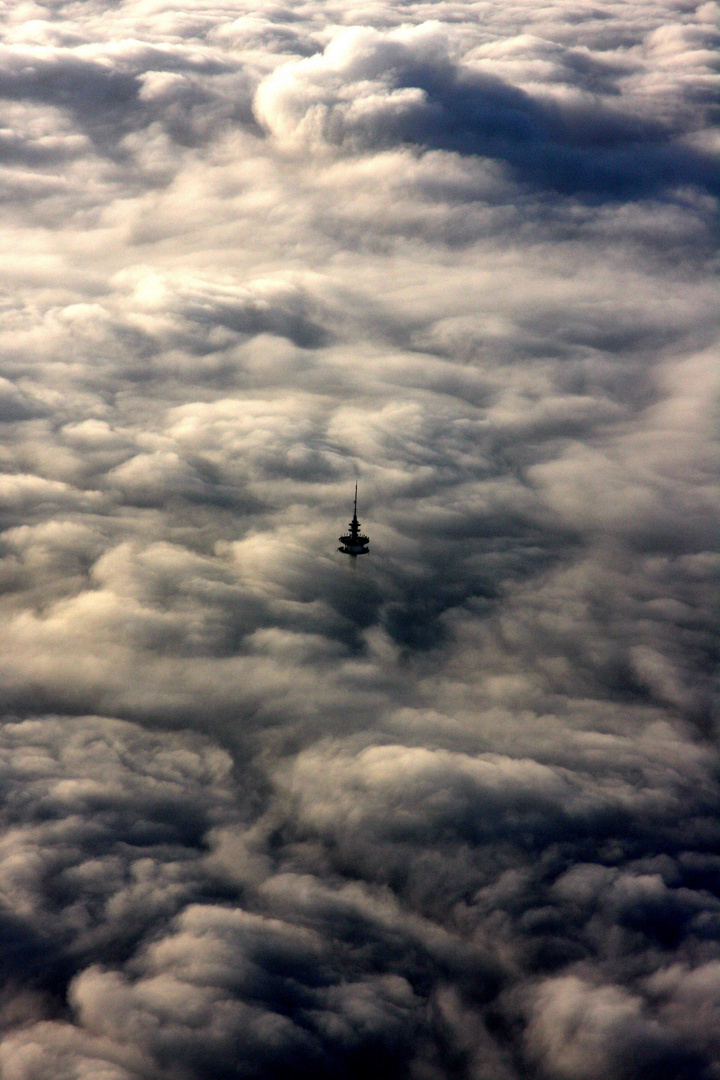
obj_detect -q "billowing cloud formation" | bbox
[255,21,720,197]
[0,0,717,1077]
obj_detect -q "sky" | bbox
[0,0,718,1077]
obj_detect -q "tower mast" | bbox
[338,485,369,556]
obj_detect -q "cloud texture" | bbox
[0,0,717,1076]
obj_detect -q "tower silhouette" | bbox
[338,485,369,556]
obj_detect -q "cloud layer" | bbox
[0,0,717,1077]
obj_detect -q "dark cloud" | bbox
[0,0,717,1078]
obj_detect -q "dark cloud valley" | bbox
[0,0,717,1077]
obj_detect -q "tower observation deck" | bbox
[338,485,369,556]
